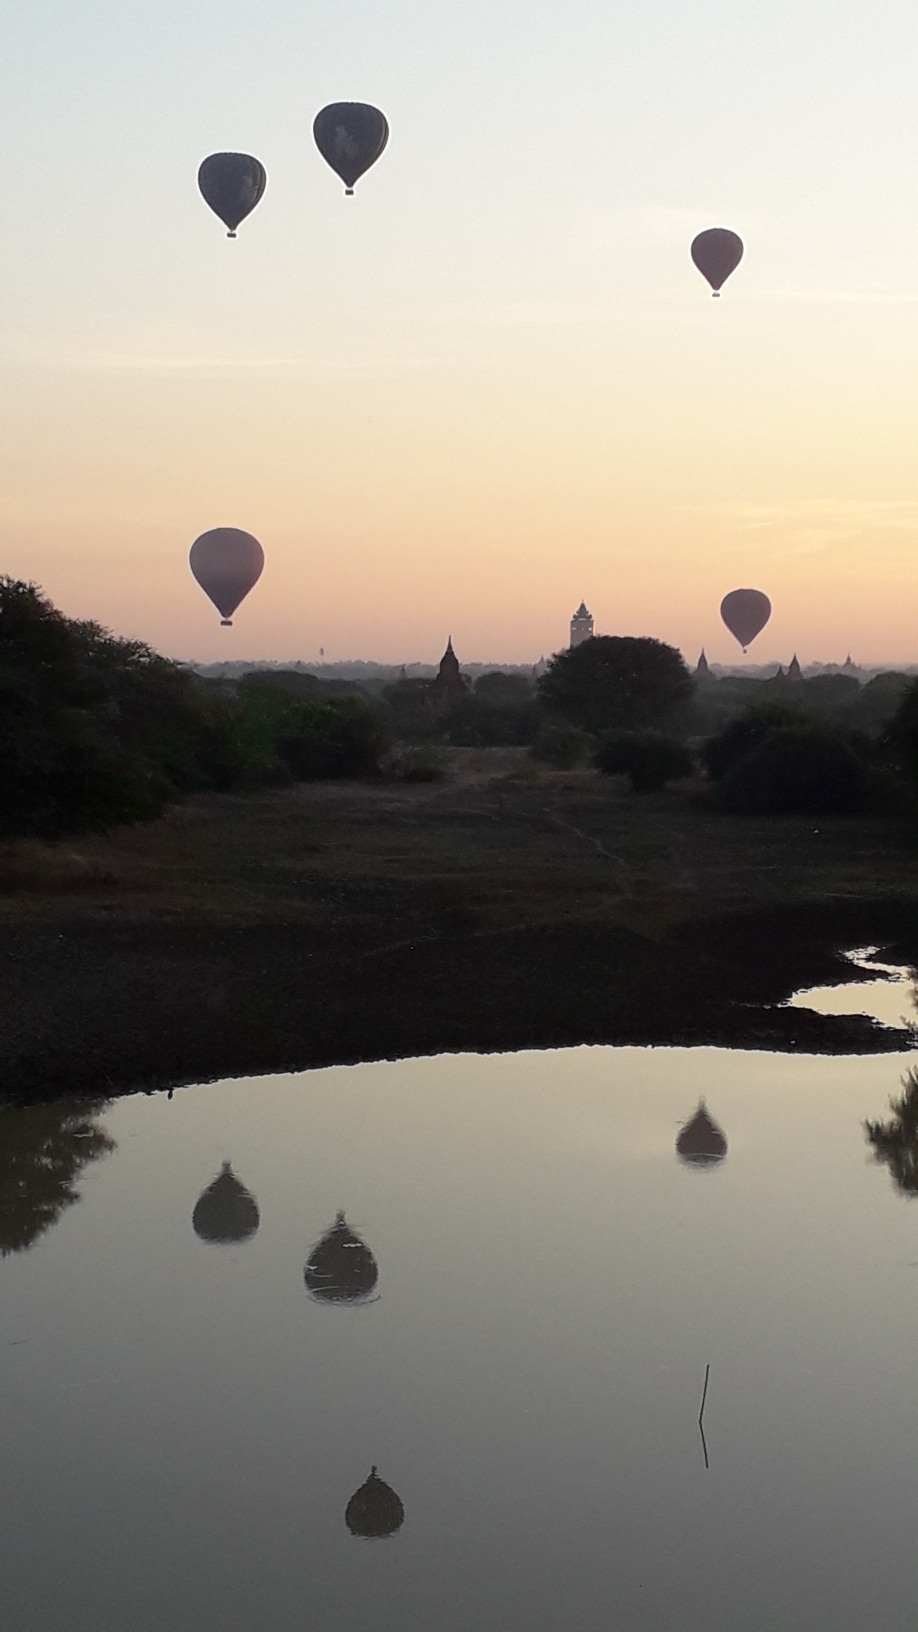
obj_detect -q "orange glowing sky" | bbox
[1,0,917,666]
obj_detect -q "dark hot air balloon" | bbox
[676,1102,728,1166]
[720,588,771,652]
[192,1162,260,1242]
[691,228,744,296]
[304,1211,378,1303]
[198,153,266,238]
[345,1468,404,1538]
[189,528,264,625]
[313,104,389,194]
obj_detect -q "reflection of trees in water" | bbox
[192,1162,260,1243]
[345,1467,404,1538]
[304,1212,378,1303]
[676,1101,728,1166]
[0,1100,114,1257]
[866,1068,918,1195]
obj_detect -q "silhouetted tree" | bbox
[866,1067,918,1196]
[0,1100,114,1256]
[538,636,694,736]
[595,730,693,793]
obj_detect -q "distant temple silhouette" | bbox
[425,637,470,715]
[570,602,593,648]
[695,650,711,678]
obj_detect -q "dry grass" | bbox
[1,748,916,1102]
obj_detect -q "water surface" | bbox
[3,1044,918,1632]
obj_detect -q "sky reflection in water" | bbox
[2,1042,918,1632]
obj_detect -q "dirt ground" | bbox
[2,749,917,1104]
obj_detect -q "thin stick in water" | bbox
[698,1362,711,1471]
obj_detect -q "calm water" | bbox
[3,1035,918,1632]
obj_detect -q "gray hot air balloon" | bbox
[189,528,264,625]
[720,588,771,652]
[345,1468,404,1538]
[313,103,389,194]
[691,228,744,296]
[198,153,267,238]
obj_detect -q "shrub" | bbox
[594,731,693,793]
[0,578,390,836]
[538,636,694,735]
[382,745,448,783]
[884,679,918,796]
[529,720,592,769]
[702,703,813,781]
[247,690,387,781]
[714,725,872,815]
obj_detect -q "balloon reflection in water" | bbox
[676,1102,728,1166]
[345,1467,405,1538]
[304,1211,378,1303]
[192,1162,260,1243]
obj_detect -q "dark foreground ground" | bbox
[2,750,917,1105]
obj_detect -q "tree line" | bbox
[3,576,918,836]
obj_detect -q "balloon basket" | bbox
[220,619,233,627]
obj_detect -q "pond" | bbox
[3,1028,918,1631]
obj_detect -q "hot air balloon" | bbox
[313,103,389,194]
[304,1211,378,1304]
[690,228,743,296]
[192,1162,260,1243]
[720,588,771,653]
[345,1468,404,1538]
[198,153,266,238]
[676,1102,728,1166]
[189,528,264,626]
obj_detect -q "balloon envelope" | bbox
[313,103,389,193]
[190,529,264,624]
[676,1104,728,1166]
[304,1211,378,1304]
[691,228,743,294]
[345,1468,405,1538]
[192,1162,260,1243]
[198,153,266,236]
[720,588,771,652]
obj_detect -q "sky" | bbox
[1,0,917,666]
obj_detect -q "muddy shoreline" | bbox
[2,765,917,1106]
[3,902,916,1108]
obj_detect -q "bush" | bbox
[595,731,693,793]
[703,703,813,781]
[0,578,389,836]
[884,679,918,796]
[529,720,592,769]
[538,636,694,735]
[382,744,448,783]
[714,725,872,815]
[238,681,388,781]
